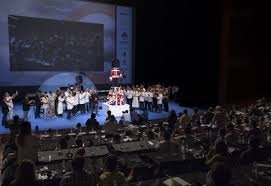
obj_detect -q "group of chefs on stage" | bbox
[1,83,177,125]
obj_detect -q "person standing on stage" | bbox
[73,90,79,115]
[91,90,99,114]
[132,88,140,109]
[157,90,163,113]
[23,96,34,121]
[84,88,91,112]
[57,93,65,117]
[48,91,56,117]
[126,86,133,107]
[66,93,74,119]
[41,93,49,119]
[147,88,153,111]
[4,91,18,120]
[139,89,145,110]
[1,95,9,126]
[144,89,149,110]
[34,90,41,119]
[163,88,169,112]
[79,90,86,114]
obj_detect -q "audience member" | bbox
[15,121,38,164]
[60,156,96,186]
[10,160,43,186]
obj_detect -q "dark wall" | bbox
[219,0,271,105]
[135,0,222,106]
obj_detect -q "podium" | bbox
[102,102,130,117]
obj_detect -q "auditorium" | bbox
[0,0,271,185]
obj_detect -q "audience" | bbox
[99,155,131,186]
[155,130,178,154]
[1,96,271,186]
[60,156,96,186]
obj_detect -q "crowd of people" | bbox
[1,94,271,185]
[1,84,179,126]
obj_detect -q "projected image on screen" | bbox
[9,15,104,71]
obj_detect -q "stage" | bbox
[0,101,192,134]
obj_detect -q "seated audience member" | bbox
[131,109,140,124]
[206,163,232,186]
[85,113,100,131]
[10,160,43,186]
[99,155,132,186]
[120,110,131,125]
[225,124,239,146]
[103,115,120,134]
[105,110,117,123]
[201,107,215,125]
[156,130,178,154]
[75,135,84,147]
[168,110,178,129]
[60,156,96,186]
[240,137,267,164]
[15,121,38,164]
[178,109,190,127]
[211,106,227,129]
[206,140,230,168]
[59,135,69,149]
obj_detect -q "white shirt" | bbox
[79,92,86,104]
[66,96,74,110]
[127,90,133,99]
[157,93,163,104]
[147,92,153,102]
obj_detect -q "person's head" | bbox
[75,138,83,147]
[91,113,96,119]
[76,122,81,129]
[72,156,85,171]
[206,163,231,186]
[59,137,68,149]
[183,109,188,115]
[105,155,118,172]
[13,115,20,122]
[107,110,111,116]
[15,160,36,184]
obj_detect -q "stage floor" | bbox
[0,101,192,134]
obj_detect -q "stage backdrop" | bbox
[0,0,133,90]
